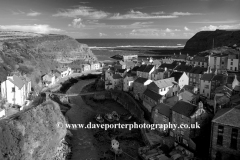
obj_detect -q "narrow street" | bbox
[65,79,99,160]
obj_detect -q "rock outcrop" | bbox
[0,100,67,160]
[184,29,240,51]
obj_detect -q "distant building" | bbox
[200,72,215,99]
[60,67,72,78]
[136,65,147,77]
[170,101,206,150]
[189,66,207,92]
[159,62,178,73]
[142,89,163,113]
[142,65,155,79]
[151,68,170,81]
[178,85,199,105]
[133,77,152,100]
[115,69,127,77]
[123,74,136,92]
[227,54,239,72]
[82,64,90,72]
[170,72,189,90]
[147,77,178,98]
[208,54,228,73]
[112,74,123,90]
[173,63,193,77]
[190,56,208,68]
[152,60,162,68]
[151,103,171,134]
[209,106,240,160]
[171,53,188,62]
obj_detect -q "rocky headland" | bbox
[184,29,240,52]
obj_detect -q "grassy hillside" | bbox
[0,31,98,90]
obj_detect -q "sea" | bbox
[76,39,188,62]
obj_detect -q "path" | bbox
[65,79,98,160]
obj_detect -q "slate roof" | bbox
[134,77,149,84]
[8,75,26,89]
[137,65,147,72]
[172,100,198,117]
[170,72,184,82]
[112,74,122,79]
[171,54,188,60]
[189,66,207,74]
[180,85,194,93]
[148,78,175,89]
[200,73,215,81]
[212,74,227,84]
[192,56,208,62]
[159,63,177,70]
[212,107,240,128]
[153,103,171,118]
[179,90,197,102]
[174,64,192,72]
[228,54,238,59]
[116,69,126,73]
[131,66,140,71]
[143,89,162,102]
[143,65,155,73]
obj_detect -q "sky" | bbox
[0,0,239,39]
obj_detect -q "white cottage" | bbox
[1,75,31,107]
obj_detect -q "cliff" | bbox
[184,30,240,51]
[0,31,97,90]
[0,99,68,160]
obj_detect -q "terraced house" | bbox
[208,53,228,73]
[141,65,155,79]
[210,106,240,160]
[190,56,208,68]
[147,77,178,98]
[170,72,189,90]
[189,66,207,91]
[1,74,31,107]
[151,103,171,134]
[151,68,170,81]
[170,101,206,150]
[227,54,239,72]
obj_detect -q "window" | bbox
[230,67,233,70]
[230,128,238,150]
[181,115,184,119]
[12,87,15,92]
[217,125,224,146]
[205,85,209,89]
[231,62,233,65]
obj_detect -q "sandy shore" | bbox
[65,79,99,160]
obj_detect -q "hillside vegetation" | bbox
[0,31,97,90]
[184,29,240,51]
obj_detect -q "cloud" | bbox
[26,10,41,16]
[11,10,25,15]
[184,26,190,31]
[151,11,165,15]
[99,32,107,37]
[172,12,203,16]
[0,24,62,34]
[68,18,85,28]
[200,24,240,30]
[163,28,181,32]
[53,6,109,19]
[130,28,160,36]
[12,10,41,16]
[109,10,178,19]
[190,20,238,24]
